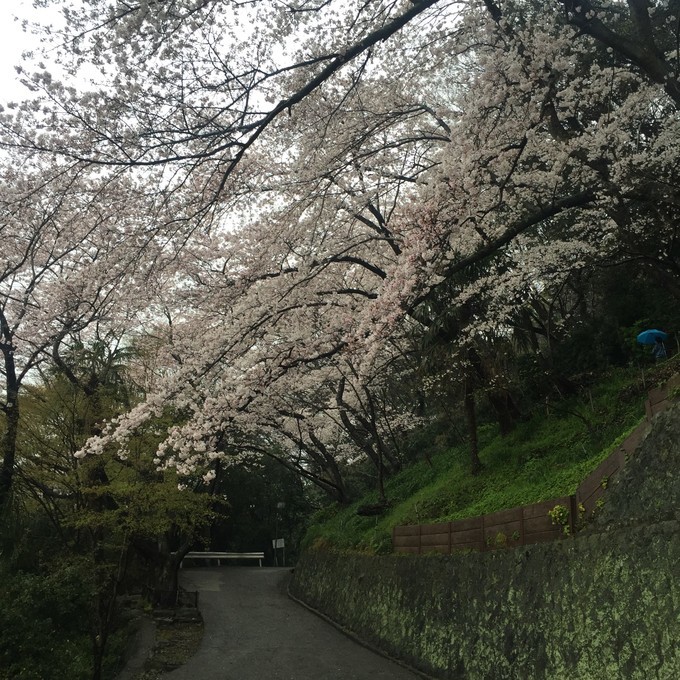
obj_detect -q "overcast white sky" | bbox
[0,3,30,98]
[0,1,61,102]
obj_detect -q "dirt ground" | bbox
[117,607,204,680]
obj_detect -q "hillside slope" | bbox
[302,363,677,554]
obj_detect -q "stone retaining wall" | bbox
[290,401,680,679]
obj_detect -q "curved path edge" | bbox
[285,572,438,680]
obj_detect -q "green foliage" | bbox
[3,341,220,680]
[548,504,571,536]
[73,458,216,542]
[0,560,93,680]
[0,555,132,680]
[302,365,654,553]
[211,456,314,563]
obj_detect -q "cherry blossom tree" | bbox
[0,158,110,510]
[0,153,203,511]
[251,350,421,504]
[3,0,678,489]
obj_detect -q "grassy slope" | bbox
[302,362,675,555]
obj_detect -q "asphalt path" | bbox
[163,567,419,680]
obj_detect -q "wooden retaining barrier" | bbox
[393,373,680,555]
[393,496,575,554]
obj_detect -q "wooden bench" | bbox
[180,551,264,567]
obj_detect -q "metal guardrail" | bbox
[180,551,265,567]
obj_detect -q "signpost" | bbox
[274,501,286,566]
[272,538,285,566]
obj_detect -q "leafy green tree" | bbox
[7,339,218,680]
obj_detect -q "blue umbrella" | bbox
[637,329,668,345]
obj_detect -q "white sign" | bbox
[272,538,285,549]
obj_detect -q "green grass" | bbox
[301,363,672,555]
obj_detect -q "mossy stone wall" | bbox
[289,405,680,679]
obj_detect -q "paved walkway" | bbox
[162,567,420,680]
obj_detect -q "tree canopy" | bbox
[1,0,679,505]
[1,4,679,673]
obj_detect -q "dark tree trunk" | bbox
[0,403,18,513]
[133,533,192,603]
[486,391,522,436]
[464,381,483,476]
[262,443,351,505]
[468,345,521,436]
[0,342,19,514]
[336,377,394,493]
[307,430,351,503]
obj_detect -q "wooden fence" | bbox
[393,373,680,555]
